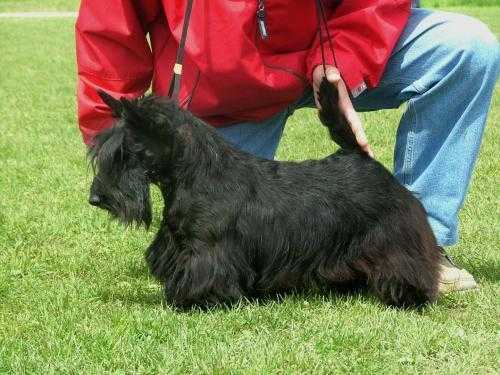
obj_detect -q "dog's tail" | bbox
[317,77,363,153]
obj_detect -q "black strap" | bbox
[168,0,195,103]
[315,0,339,77]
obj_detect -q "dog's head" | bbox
[88,92,182,228]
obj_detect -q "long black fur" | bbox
[89,78,440,309]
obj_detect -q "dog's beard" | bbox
[90,167,152,229]
[109,185,152,229]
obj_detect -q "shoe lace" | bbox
[439,246,458,267]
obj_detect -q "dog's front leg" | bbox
[145,222,179,282]
[163,240,250,309]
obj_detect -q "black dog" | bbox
[88,79,440,308]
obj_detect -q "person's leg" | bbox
[351,8,499,291]
[353,8,499,247]
[214,110,289,160]
[214,91,314,159]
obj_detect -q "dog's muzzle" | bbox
[88,194,103,207]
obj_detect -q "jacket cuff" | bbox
[307,51,368,98]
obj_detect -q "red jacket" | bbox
[76,0,411,144]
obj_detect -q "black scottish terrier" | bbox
[88,79,440,309]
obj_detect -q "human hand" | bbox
[312,65,374,157]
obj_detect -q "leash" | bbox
[167,0,195,103]
[315,0,339,77]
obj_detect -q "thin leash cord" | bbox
[168,0,194,103]
[315,0,339,78]
[316,0,328,77]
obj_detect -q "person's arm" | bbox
[307,0,411,156]
[75,0,159,145]
[307,0,411,96]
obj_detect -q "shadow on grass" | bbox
[99,255,441,312]
[125,258,151,280]
[94,258,164,307]
[97,285,164,307]
[468,259,500,284]
[96,267,376,312]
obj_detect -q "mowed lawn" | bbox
[0,6,499,375]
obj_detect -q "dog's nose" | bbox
[88,194,102,206]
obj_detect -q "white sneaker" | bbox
[438,248,477,294]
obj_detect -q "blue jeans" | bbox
[215,9,500,247]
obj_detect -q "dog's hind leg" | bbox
[369,268,438,308]
[316,255,367,295]
[352,229,440,307]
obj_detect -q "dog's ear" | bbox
[98,90,123,118]
[120,98,148,127]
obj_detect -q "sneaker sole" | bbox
[438,279,478,294]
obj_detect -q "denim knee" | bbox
[446,15,500,79]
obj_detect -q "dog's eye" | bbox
[145,169,157,179]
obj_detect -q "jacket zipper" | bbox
[256,0,268,39]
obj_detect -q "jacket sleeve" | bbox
[75,0,159,145]
[306,0,411,97]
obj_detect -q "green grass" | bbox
[422,0,499,7]
[0,0,79,12]
[0,7,499,375]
